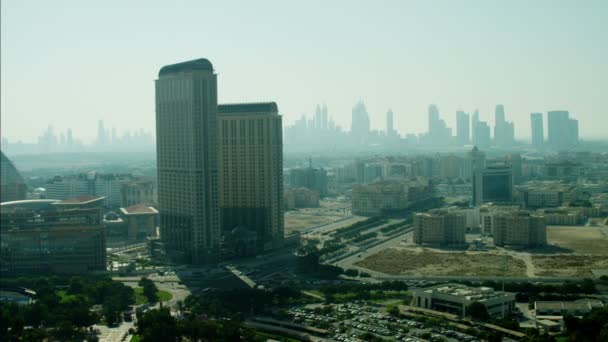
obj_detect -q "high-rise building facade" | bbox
[547,110,578,149]
[0,151,27,203]
[218,103,284,255]
[155,58,220,264]
[530,113,544,147]
[456,111,470,145]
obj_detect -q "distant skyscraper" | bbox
[351,100,370,144]
[456,111,470,145]
[474,121,491,148]
[97,120,108,146]
[494,104,515,147]
[471,109,479,144]
[218,103,284,255]
[530,113,544,147]
[386,109,394,136]
[547,110,578,149]
[321,103,328,130]
[427,104,452,145]
[155,58,220,264]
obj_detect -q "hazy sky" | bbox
[1,0,607,143]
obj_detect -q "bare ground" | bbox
[355,247,526,277]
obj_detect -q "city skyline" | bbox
[2,0,608,142]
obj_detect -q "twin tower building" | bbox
[155,58,283,264]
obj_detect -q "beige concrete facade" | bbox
[218,103,284,252]
[413,209,466,246]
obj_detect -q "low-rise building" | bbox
[352,179,433,216]
[540,208,583,225]
[493,211,547,248]
[535,300,604,319]
[284,187,320,209]
[412,283,516,318]
[413,210,466,246]
[514,182,576,209]
[119,204,158,241]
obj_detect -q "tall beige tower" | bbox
[155,58,220,264]
[218,103,284,255]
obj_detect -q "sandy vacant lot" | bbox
[285,199,352,235]
[532,255,608,277]
[547,226,608,255]
[355,248,526,277]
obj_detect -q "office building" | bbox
[473,165,513,206]
[218,102,284,254]
[530,113,544,147]
[0,197,106,274]
[493,211,547,248]
[155,58,220,264]
[413,210,466,246]
[456,111,470,145]
[412,283,515,318]
[0,151,27,203]
[547,111,578,149]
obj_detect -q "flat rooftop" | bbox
[53,195,105,205]
[418,283,513,302]
[120,204,158,215]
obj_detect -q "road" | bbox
[334,229,413,276]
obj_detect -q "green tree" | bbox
[466,302,490,321]
[137,308,179,342]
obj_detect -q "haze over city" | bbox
[2,0,608,143]
[2,2,608,342]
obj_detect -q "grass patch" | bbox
[130,335,141,342]
[56,290,78,303]
[134,287,173,304]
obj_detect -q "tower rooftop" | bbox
[158,58,213,77]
